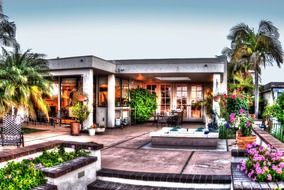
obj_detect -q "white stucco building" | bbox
[45,55,227,128]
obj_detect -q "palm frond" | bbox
[259,20,280,39]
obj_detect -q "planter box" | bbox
[0,141,104,190]
[42,156,97,190]
[232,163,284,189]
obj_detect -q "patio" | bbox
[0,123,232,177]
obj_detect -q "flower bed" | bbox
[239,143,284,182]
[0,140,103,190]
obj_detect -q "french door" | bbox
[190,85,203,119]
[176,85,189,119]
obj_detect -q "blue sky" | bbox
[4,0,284,84]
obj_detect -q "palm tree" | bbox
[223,20,283,118]
[0,0,17,47]
[0,47,52,119]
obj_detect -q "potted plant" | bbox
[230,112,256,149]
[69,102,90,136]
[88,124,96,136]
[96,125,106,133]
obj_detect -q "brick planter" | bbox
[232,163,283,190]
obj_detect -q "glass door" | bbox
[176,85,188,119]
[160,84,171,114]
[190,85,203,118]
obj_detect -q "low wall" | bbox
[253,127,284,152]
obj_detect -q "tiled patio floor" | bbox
[0,123,232,176]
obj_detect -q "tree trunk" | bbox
[254,71,259,118]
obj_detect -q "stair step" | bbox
[97,168,231,184]
[88,180,200,190]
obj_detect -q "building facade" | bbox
[46,55,227,128]
[261,82,284,105]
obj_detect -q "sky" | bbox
[4,0,284,84]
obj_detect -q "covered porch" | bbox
[44,56,227,128]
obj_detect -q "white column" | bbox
[83,69,93,129]
[107,74,115,128]
[212,74,221,117]
[213,74,221,96]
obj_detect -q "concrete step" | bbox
[88,180,190,190]
[90,168,231,190]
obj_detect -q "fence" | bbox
[271,121,284,143]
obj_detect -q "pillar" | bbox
[83,69,93,129]
[212,74,221,116]
[107,74,115,128]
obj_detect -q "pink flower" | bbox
[231,94,237,99]
[276,168,282,174]
[267,174,272,181]
[246,121,251,127]
[239,108,245,114]
[229,113,236,123]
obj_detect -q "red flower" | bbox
[231,94,237,100]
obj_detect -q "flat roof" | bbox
[262,82,284,92]
[110,56,227,65]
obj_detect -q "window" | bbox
[44,78,59,117]
[61,77,81,118]
[160,85,171,113]
[176,85,187,110]
[99,77,108,106]
[121,79,129,106]
[115,78,121,106]
[115,78,129,107]
[146,84,156,95]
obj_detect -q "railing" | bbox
[271,121,284,142]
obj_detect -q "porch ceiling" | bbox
[116,73,213,82]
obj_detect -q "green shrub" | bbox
[24,146,90,168]
[130,88,157,123]
[263,93,284,142]
[226,93,249,116]
[263,93,284,123]
[219,122,236,139]
[0,161,46,190]
[69,102,90,124]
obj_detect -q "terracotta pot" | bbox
[70,122,81,136]
[250,114,256,119]
[77,95,87,102]
[236,131,256,149]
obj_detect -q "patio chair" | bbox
[0,115,24,147]
[157,114,168,127]
[167,115,179,127]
